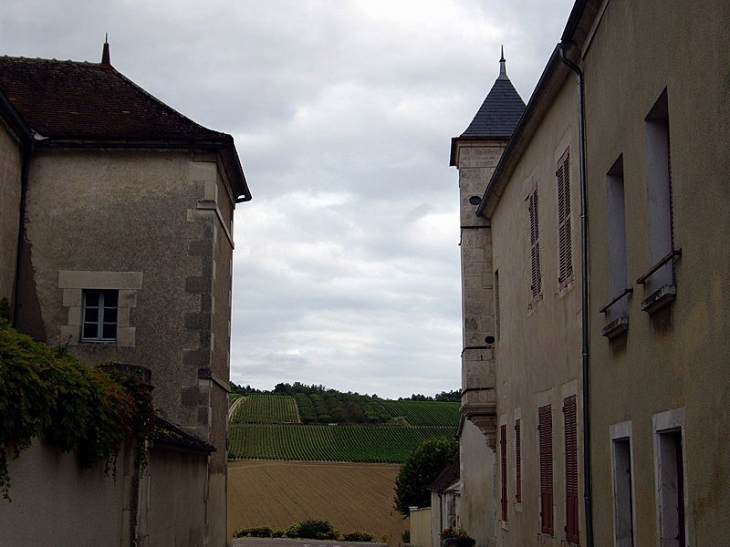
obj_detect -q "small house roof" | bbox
[0,56,232,143]
[0,46,251,201]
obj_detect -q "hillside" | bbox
[227,392,460,463]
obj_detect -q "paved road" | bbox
[233,538,387,547]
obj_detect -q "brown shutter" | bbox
[557,150,573,288]
[529,189,541,297]
[500,424,508,521]
[515,420,522,503]
[539,405,554,535]
[563,395,579,543]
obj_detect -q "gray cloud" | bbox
[1,0,574,398]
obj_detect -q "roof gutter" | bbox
[559,41,594,547]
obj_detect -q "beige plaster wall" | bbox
[144,447,210,547]
[489,76,582,547]
[459,420,494,547]
[0,441,128,547]
[583,1,730,545]
[0,121,21,309]
[409,507,432,547]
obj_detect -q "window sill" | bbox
[499,520,509,531]
[641,284,676,314]
[602,316,629,339]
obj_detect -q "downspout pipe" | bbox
[12,139,34,328]
[559,42,594,547]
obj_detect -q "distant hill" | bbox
[227,389,460,463]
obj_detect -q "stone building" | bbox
[0,43,250,546]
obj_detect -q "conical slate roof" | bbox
[460,54,525,138]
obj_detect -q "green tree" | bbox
[394,436,458,516]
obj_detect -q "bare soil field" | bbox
[228,460,407,546]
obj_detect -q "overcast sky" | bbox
[2,0,575,399]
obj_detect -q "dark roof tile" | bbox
[0,56,231,143]
[460,63,526,139]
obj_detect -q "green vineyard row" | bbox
[228,424,457,463]
[231,394,300,424]
[230,393,460,426]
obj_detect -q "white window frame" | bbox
[610,421,636,547]
[653,408,688,547]
[81,289,119,342]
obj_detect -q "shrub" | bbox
[284,523,302,538]
[249,526,273,537]
[297,519,336,539]
[343,531,375,542]
[402,530,411,543]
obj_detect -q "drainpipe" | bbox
[559,42,594,547]
[12,139,34,328]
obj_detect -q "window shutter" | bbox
[539,405,554,535]
[501,424,508,521]
[557,150,573,288]
[563,396,579,543]
[529,189,541,297]
[515,420,522,503]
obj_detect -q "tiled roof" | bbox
[429,454,460,492]
[460,61,526,139]
[0,55,232,143]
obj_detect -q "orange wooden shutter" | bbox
[529,189,541,297]
[515,419,522,503]
[557,150,573,288]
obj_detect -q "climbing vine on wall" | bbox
[0,316,155,500]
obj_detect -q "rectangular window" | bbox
[529,189,542,298]
[556,150,573,288]
[612,437,635,547]
[563,396,579,543]
[539,404,554,535]
[657,430,686,547]
[640,89,677,312]
[607,156,629,311]
[500,424,508,521]
[82,289,118,342]
[515,420,522,503]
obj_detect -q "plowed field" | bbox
[228,460,407,546]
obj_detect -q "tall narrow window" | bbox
[607,156,629,312]
[563,396,579,543]
[641,89,677,310]
[82,289,118,342]
[539,404,554,535]
[500,424,508,521]
[613,437,635,547]
[515,419,522,503]
[657,430,686,547]
[529,189,541,298]
[557,150,573,288]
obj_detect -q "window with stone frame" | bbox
[81,289,118,342]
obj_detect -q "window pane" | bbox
[85,291,99,307]
[85,308,98,323]
[103,290,118,307]
[102,324,116,340]
[83,323,97,339]
[104,308,118,323]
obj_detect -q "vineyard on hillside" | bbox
[230,394,300,424]
[228,424,456,462]
[227,391,460,463]
[381,400,460,426]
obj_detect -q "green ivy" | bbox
[0,319,155,500]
